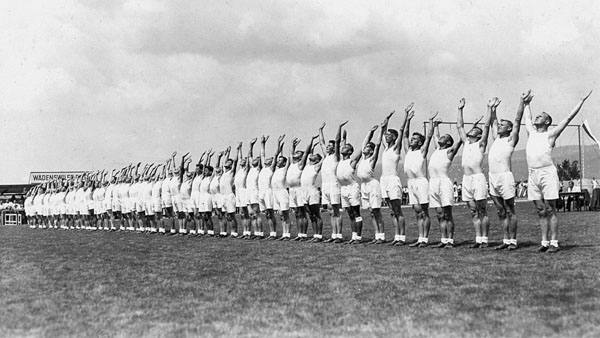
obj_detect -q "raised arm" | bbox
[433,118,441,150]
[271,135,285,171]
[380,110,395,150]
[509,91,530,147]
[456,98,468,143]
[548,90,592,146]
[402,109,414,154]
[335,120,347,161]
[490,98,499,140]
[248,138,257,168]
[318,122,327,155]
[299,136,314,170]
[260,135,269,168]
[371,122,384,169]
[448,133,464,160]
[422,112,439,157]
[395,103,413,153]
[523,93,534,134]
[479,101,493,153]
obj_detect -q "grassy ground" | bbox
[1,202,599,337]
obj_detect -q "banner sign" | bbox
[29,171,87,184]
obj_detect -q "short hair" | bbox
[345,143,354,153]
[469,126,483,135]
[328,139,335,145]
[386,129,399,138]
[445,135,454,147]
[500,119,513,129]
[279,157,288,165]
[412,132,425,145]
[205,165,213,172]
[365,142,375,149]
[312,153,322,161]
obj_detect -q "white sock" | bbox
[481,236,488,243]
[207,230,214,235]
[511,239,518,245]
[541,240,549,247]
[476,236,482,243]
[441,238,449,244]
[447,238,454,244]
[550,240,559,247]
[503,239,510,244]
[352,232,358,240]
[189,230,196,234]
[231,232,238,236]
[220,232,227,236]
[423,237,429,243]
[270,232,277,237]
[314,234,322,239]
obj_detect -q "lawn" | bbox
[1,202,599,337]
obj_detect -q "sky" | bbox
[1,0,599,183]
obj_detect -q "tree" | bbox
[556,159,581,181]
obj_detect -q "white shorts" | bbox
[198,193,213,213]
[172,195,183,213]
[120,198,131,213]
[340,183,361,208]
[221,193,236,213]
[247,187,259,205]
[273,189,290,211]
[58,204,66,215]
[321,182,341,206]
[408,177,429,205]
[211,193,222,210]
[235,188,248,208]
[302,186,320,206]
[489,172,516,200]
[180,198,193,213]
[360,180,382,209]
[380,175,403,200]
[112,198,121,212]
[95,201,105,214]
[429,177,454,208]
[191,192,200,210]
[145,200,155,216]
[528,165,559,200]
[288,187,303,208]
[461,173,488,202]
[104,199,112,211]
[162,195,173,208]
[152,198,162,213]
[67,203,76,216]
[259,189,273,211]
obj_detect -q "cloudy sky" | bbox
[1,0,598,183]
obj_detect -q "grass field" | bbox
[1,202,599,337]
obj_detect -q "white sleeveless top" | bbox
[461,141,483,174]
[526,131,553,169]
[180,180,192,199]
[356,157,374,183]
[152,181,162,199]
[381,148,400,177]
[258,168,273,190]
[246,168,259,190]
[234,169,247,190]
[300,164,318,187]
[209,176,220,194]
[321,155,339,184]
[403,149,425,179]
[200,177,211,194]
[286,162,302,188]
[220,170,234,194]
[336,159,356,186]
[488,137,513,174]
[161,179,171,199]
[272,167,287,190]
[428,149,451,179]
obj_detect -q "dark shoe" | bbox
[469,243,481,249]
[345,239,355,245]
[312,238,323,243]
[432,242,446,248]
[375,239,385,244]
[292,236,302,241]
[266,236,277,241]
[408,241,421,247]
[333,238,344,244]
[417,242,428,248]
[388,240,399,246]
[507,244,518,251]
[281,237,291,241]
[537,245,549,252]
[445,243,454,248]
[351,239,362,244]
[394,241,407,246]
[479,242,489,249]
[547,245,560,253]
[494,243,509,250]
[366,239,378,245]
[324,238,336,243]
[254,236,265,240]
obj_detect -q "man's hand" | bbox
[278,134,285,143]
[458,98,466,109]
[371,125,379,132]
[582,90,593,101]
[493,97,501,108]
[250,138,257,145]
[312,134,319,140]
[340,120,348,127]
[523,90,534,104]
[428,112,439,121]
[171,151,177,158]
[319,122,326,130]
[473,115,484,126]
[237,142,242,149]
[292,138,301,147]
[407,110,415,120]
[386,110,395,121]
[405,102,414,113]
[261,135,269,143]
[433,118,442,126]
